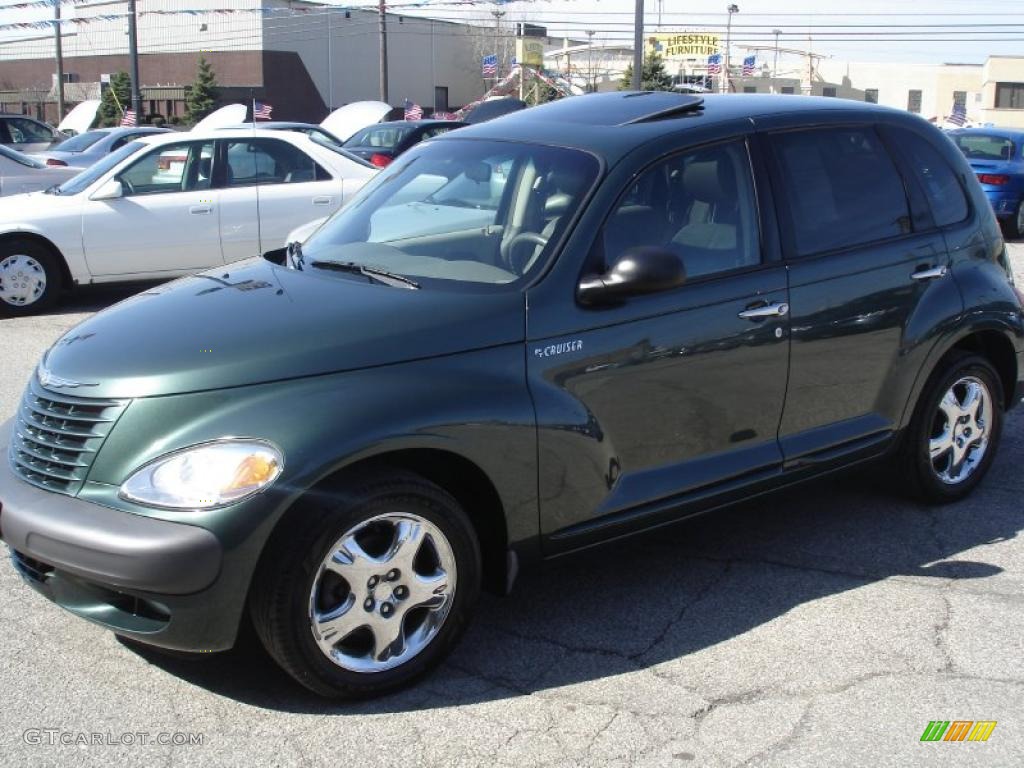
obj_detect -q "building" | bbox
[0,0,522,124]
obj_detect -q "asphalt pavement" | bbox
[0,249,1022,767]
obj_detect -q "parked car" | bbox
[0,114,62,152]
[342,119,466,167]
[949,128,1024,238]
[220,122,374,169]
[0,129,376,314]
[33,127,172,169]
[2,93,1021,700]
[0,145,78,196]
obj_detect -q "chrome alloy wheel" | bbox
[309,512,457,673]
[929,375,991,485]
[0,253,46,307]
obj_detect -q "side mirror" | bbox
[577,246,686,306]
[91,179,123,201]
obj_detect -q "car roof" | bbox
[440,92,907,164]
[137,128,319,145]
[367,120,462,129]
[949,127,1024,141]
[221,122,321,130]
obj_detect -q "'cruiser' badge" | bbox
[533,340,584,359]
[38,365,97,389]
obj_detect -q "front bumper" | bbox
[0,424,257,652]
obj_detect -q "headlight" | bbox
[120,440,283,509]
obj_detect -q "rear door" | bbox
[762,122,958,463]
[527,135,791,551]
[216,137,343,261]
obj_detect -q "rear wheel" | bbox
[249,471,481,698]
[1002,200,1024,240]
[901,354,1004,503]
[0,239,62,316]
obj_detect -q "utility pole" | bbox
[326,7,333,111]
[723,4,738,94]
[54,0,65,121]
[127,0,142,119]
[631,0,643,90]
[492,8,505,75]
[586,30,595,93]
[378,0,389,104]
[772,28,781,90]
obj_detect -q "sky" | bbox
[1,0,1021,65]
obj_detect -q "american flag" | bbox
[482,54,498,77]
[948,101,968,127]
[432,111,456,121]
[404,99,423,121]
[254,101,273,120]
[742,55,757,76]
[120,109,137,127]
[707,54,723,75]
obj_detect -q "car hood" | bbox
[57,100,101,134]
[38,258,526,399]
[0,189,78,220]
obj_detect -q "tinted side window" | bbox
[224,139,328,186]
[602,140,760,280]
[887,127,968,227]
[771,127,911,257]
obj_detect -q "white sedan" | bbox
[0,129,377,315]
[0,145,78,196]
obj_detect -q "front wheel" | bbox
[249,471,481,698]
[0,240,63,316]
[901,354,1004,503]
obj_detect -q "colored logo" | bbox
[920,721,997,742]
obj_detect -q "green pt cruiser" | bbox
[2,93,1023,698]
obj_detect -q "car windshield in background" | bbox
[953,134,1015,161]
[54,141,145,195]
[302,139,599,288]
[0,144,45,169]
[53,130,107,153]
[346,124,414,149]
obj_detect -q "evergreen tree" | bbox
[619,52,675,92]
[97,71,132,127]
[185,56,219,125]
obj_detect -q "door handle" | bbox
[738,301,789,320]
[312,196,333,206]
[911,265,948,281]
[189,205,212,215]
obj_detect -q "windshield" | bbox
[345,124,414,149]
[52,130,106,153]
[953,133,1015,161]
[55,141,145,195]
[0,144,45,169]
[301,139,600,288]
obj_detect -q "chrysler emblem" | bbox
[38,365,97,389]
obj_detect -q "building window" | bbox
[823,87,837,98]
[907,89,922,113]
[995,82,1024,109]
[953,90,967,107]
[743,86,757,93]
[864,89,878,104]
[781,86,795,94]
[434,86,449,112]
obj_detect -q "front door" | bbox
[527,138,791,550]
[81,139,221,277]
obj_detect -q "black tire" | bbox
[901,353,1004,503]
[0,238,63,316]
[249,470,481,699]
[1001,201,1024,241]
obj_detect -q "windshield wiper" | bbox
[43,185,60,195]
[310,260,420,289]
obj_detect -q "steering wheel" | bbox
[500,231,549,273]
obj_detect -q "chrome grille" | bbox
[8,377,129,495]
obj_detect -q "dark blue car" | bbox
[949,128,1024,238]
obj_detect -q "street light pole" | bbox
[378,0,389,104]
[54,0,64,121]
[586,29,595,93]
[772,28,781,94]
[127,0,142,119]
[723,4,738,94]
[631,0,643,90]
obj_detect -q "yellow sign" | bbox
[647,33,721,59]
[516,38,544,68]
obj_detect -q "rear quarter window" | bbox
[886,126,969,228]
